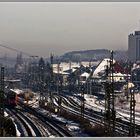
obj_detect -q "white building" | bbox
[80,72,90,83]
[52,61,99,74]
[108,73,130,82]
[128,31,140,62]
[52,62,80,74]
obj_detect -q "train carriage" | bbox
[4,89,18,108]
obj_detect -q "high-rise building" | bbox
[128,31,140,62]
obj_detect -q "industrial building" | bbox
[128,31,140,62]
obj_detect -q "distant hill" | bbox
[0,49,128,66]
[58,49,128,62]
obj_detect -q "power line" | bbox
[0,44,35,57]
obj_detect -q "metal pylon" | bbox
[104,51,116,136]
[110,51,116,136]
[129,88,136,136]
[80,84,85,118]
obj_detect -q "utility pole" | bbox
[80,83,85,118]
[104,60,111,135]
[0,67,4,136]
[104,60,109,115]
[129,87,136,136]
[77,62,82,94]
[49,54,54,106]
[110,51,116,136]
[126,61,129,101]
[104,51,116,136]
[89,61,92,95]
[69,61,72,93]
[57,60,61,114]
[129,65,136,137]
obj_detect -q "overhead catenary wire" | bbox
[0,43,37,57]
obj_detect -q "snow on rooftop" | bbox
[53,71,69,75]
[93,58,115,76]
[10,89,23,95]
[53,62,80,73]
[80,72,90,78]
[53,61,99,74]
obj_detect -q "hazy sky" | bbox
[0,2,140,58]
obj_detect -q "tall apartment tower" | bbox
[128,31,140,62]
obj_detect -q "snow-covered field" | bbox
[71,94,104,111]
[134,93,140,112]
[117,93,140,112]
[68,92,140,122]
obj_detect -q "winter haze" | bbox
[0,2,140,57]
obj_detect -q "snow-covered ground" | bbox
[117,93,140,112]
[34,94,86,136]
[134,93,140,112]
[4,111,9,117]
[19,93,40,108]
[23,92,83,136]
[52,114,68,123]
[83,93,140,122]
[52,114,81,133]
[15,88,140,136]
[13,122,21,137]
[5,111,21,137]
[70,93,140,122]
[66,122,80,132]
[71,94,104,111]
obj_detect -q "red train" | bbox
[4,89,18,108]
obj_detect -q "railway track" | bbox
[94,98,140,135]
[59,94,140,135]
[13,109,42,137]
[18,102,72,137]
[6,108,41,137]
[16,107,59,137]
[53,95,134,135]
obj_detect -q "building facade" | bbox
[128,31,140,62]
